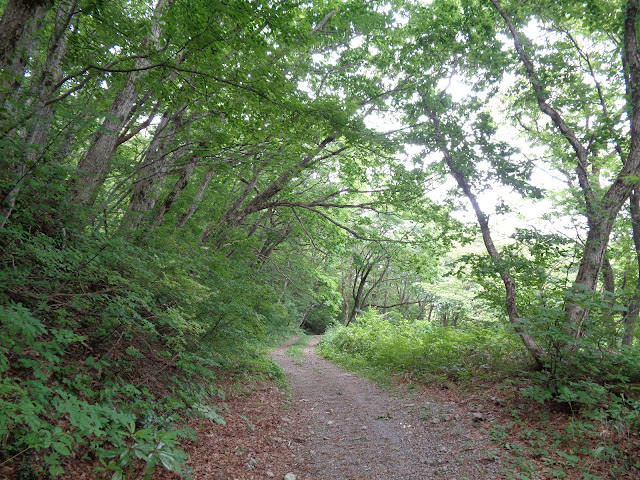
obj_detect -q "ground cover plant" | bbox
[0,218,296,478]
[285,335,313,359]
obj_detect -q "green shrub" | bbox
[320,308,526,380]
[0,219,297,477]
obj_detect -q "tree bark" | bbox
[492,0,640,340]
[623,188,640,345]
[204,169,260,246]
[348,262,374,326]
[602,256,616,297]
[151,158,196,227]
[256,223,292,265]
[0,0,74,228]
[423,101,545,365]
[361,260,389,310]
[0,1,49,111]
[347,256,390,325]
[383,282,390,311]
[298,302,314,329]
[124,105,189,231]
[201,135,338,243]
[174,163,215,228]
[341,269,352,325]
[73,84,146,206]
[72,0,173,206]
[0,0,52,71]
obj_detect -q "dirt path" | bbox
[272,336,504,480]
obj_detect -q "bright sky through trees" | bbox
[1,0,639,475]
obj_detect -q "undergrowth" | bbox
[0,217,298,479]
[320,308,529,382]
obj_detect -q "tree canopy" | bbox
[1,0,639,477]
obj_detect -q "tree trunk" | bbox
[256,224,292,265]
[622,290,639,346]
[0,0,52,70]
[0,2,49,110]
[200,135,338,243]
[299,302,315,329]
[600,254,618,345]
[278,276,289,304]
[347,257,390,325]
[341,269,352,325]
[405,292,413,316]
[348,264,373,325]
[602,255,616,297]
[424,102,545,365]
[623,280,640,346]
[623,188,640,345]
[0,162,24,227]
[203,169,260,246]
[492,0,640,341]
[72,0,173,206]
[73,84,144,206]
[152,158,197,227]
[347,262,375,326]
[0,0,73,228]
[124,105,188,231]
[361,259,390,311]
[383,283,390,311]
[175,164,215,228]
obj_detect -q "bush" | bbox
[320,308,527,380]
[0,218,297,477]
[0,303,191,478]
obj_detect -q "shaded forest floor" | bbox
[53,335,638,480]
[159,336,639,480]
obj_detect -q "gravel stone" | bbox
[271,336,504,479]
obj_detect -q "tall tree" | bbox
[0,0,52,70]
[72,0,173,205]
[488,0,640,342]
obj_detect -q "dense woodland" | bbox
[1,0,639,478]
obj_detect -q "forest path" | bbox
[271,335,504,480]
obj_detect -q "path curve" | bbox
[272,336,504,480]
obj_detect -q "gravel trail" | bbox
[271,336,505,480]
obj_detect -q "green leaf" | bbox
[52,442,71,456]
[157,449,177,470]
[111,471,124,480]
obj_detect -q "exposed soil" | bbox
[142,336,640,480]
[271,336,505,479]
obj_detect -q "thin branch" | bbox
[370,299,423,309]
[287,206,421,244]
[490,0,594,212]
[310,10,338,35]
[291,208,330,256]
[115,107,159,147]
